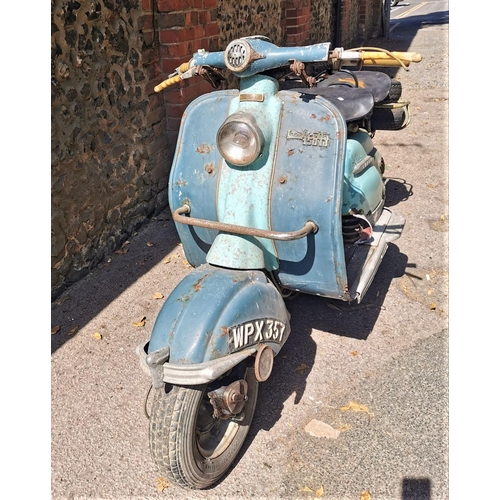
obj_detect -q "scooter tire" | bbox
[371,106,407,131]
[384,79,402,103]
[149,366,259,489]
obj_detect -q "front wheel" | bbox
[149,364,259,489]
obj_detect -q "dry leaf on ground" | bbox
[132,317,146,327]
[299,485,324,498]
[51,325,61,335]
[68,326,79,335]
[93,332,102,340]
[155,477,169,492]
[295,363,308,373]
[360,491,371,500]
[153,292,164,299]
[340,401,374,417]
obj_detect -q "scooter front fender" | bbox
[138,264,290,386]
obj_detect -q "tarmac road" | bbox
[50,5,450,499]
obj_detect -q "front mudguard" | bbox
[136,264,290,387]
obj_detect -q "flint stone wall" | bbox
[51,0,164,300]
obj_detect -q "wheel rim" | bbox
[195,369,256,460]
[196,402,240,459]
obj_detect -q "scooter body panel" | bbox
[169,84,389,301]
[147,264,291,365]
[169,90,239,268]
[271,92,349,299]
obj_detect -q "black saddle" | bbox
[288,71,392,123]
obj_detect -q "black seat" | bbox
[316,71,392,103]
[289,85,374,123]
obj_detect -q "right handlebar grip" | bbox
[154,74,182,93]
[361,51,423,66]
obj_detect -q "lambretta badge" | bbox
[287,130,330,147]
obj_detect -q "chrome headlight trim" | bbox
[217,111,264,166]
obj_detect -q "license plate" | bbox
[227,318,286,352]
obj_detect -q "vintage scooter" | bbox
[136,36,421,489]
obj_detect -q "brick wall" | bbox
[51,0,384,300]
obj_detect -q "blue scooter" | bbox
[137,36,421,489]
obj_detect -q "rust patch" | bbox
[278,176,287,184]
[319,114,331,122]
[221,326,228,337]
[194,278,204,291]
[197,143,213,154]
[205,163,214,174]
[287,149,294,156]
[311,113,316,119]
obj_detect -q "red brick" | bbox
[204,21,218,38]
[159,27,196,44]
[199,9,211,24]
[141,0,152,12]
[157,0,193,12]
[203,0,217,8]
[165,103,186,119]
[138,14,153,31]
[157,12,186,29]
[185,11,200,26]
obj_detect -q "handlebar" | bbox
[153,37,423,93]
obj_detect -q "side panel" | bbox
[271,92,349,300]
[147,264,290,364]
[169,90,239,267]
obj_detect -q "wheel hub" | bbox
[207,380,248,419]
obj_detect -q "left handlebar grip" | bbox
[154,74,182,93]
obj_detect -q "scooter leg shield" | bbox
[138,264,290,387]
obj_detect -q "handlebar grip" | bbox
[154,74,182,93]
[178,62,191,73]
[361,51,423,67]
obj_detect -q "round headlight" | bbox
[217,112,264,166]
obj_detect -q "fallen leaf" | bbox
[51,325,61,335]
[340,401,374,417]
[93,332,102,340]
[360,491,371,500]
[155,477,169,492]
[115,248,128,255]
[338,423,352,432]
[430,303,437,311]
[351,351,358,356]
[316,485,324,497]
[153,292,164,299]
[163,257,171,264]
[132,317,146,327]
[68,326,79,335]
[147,241,154,247]
[299,486,315,494]
[295,363,308,374]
